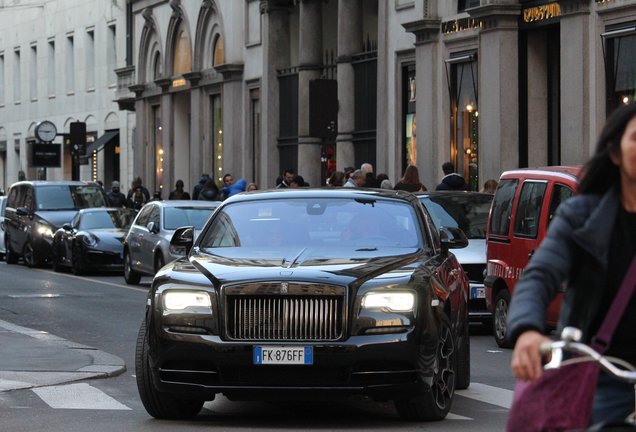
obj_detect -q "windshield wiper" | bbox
[355,247,378,251]
[354,198,376,207]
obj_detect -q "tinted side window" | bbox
[7,186,20,208]
[135,205,153,227]
[23,187,35,212]
[149,206,160,227]
[513,181,547,238]
[489,179,518,236]
[547,184,574,228]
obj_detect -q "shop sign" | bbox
[441,17,483,35]
[522,2,561,24]
[172,78,186,88]
[31,143,61,168]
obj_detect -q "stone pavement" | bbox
[0,319,126,392]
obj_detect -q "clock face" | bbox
[36,121,57,142]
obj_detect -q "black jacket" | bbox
[435,174,469,191]
[507,188,620,346]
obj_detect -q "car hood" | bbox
[36,210,79,229]
[450,239,485,265]
[190,246,424,287]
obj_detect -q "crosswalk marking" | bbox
[33,383,131,410]
[456,382,513,409]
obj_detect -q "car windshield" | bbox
[163,206,217,230]
[420,194,493,239]
[198,197,423,253]
[35,185,107,210]
[79,209,137,230]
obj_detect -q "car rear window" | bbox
[35,185,107,210]
[513,181,547,238]
[420,194,493,239]
[489,179,518,236]
[163,207,217,230]
[199,197,423,250]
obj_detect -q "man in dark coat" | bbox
[435,162,470,191]
[106,181,127,207]
[192,174,210,200]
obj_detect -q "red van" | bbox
[484,166,580,347]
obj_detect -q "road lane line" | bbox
[33,383,131,410]
[456,382,513,409]
[447,413,473,420]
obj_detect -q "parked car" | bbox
[4,181,109,267]
[0,196,7,259]
[123,200,221,284]
[135,188,471,421]
[484,166,580,347]
[51,207,138,275]
[417,191,494,323]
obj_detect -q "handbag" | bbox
[506,255,636,432]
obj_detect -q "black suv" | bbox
[4,181,108,267]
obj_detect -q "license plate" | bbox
[253,346,313,365]
[471,286,485,299]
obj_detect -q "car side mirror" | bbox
[170,226,195,255]
[439,226,469,252]
[16,207,30,216]
[62,223,73,231]
[147,221,160,234]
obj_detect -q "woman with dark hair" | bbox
[394,165,426,192]
[327,171,345,187]
[508,102,636,425]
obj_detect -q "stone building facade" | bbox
[0,0,132,192]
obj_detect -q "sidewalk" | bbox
[0,319,126,392]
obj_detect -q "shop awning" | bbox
[87,131,119,153]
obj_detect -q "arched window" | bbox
[213,35,224,66]
[152,51,162,80]
[173,27,192,76]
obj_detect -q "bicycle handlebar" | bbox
[539,327,636,384]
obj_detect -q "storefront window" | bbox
[403,64,416,168]
[450,56,478,191]
[213,35,224,67]
[604,28,636,113]
[152,106,163,191]
[211,95,223,184]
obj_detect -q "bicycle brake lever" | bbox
[541,341,564,369]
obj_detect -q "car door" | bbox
[139,205,160,274]
[127,204,153,272]
[16,185,34,253]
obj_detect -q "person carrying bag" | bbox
[507,102,636,430]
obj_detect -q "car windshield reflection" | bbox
[420,194,492,239]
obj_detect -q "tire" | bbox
[135,320,204,419]
[71,243,84,275]
[5,235,18,264]
[23,241,40,268]
[154,253,165,274]
[51,243,64,273]
[493,290,512,348]
[124,250,141,285]
[455,317,471,390]
[394,316,456,421]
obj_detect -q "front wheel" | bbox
[124,250,141,285]
[71,243,84,275]
[493,290,512,348]
[135,320,204,419]
[394,316,456,421]
[23,241,40,268]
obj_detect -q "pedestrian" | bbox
[198,177,219,201]
[219,173,234,200]
[129,186,147,210]
[327,171,345,187]
[394,165,426,192]
[380,179,393,190]
[344,167,355,181]
[221,178,247,198]
[247,182,258,192]
[192,174,210,200]
[508,102,636,425]
[343,169,366,188]
[106,181,127,207]
[481,179,498,194]
[435,162,470,191]
[169,179,190,200]
[290,175,306,188]
[361,162,380,188]
[276,169,295,188]
[127,176,150,203]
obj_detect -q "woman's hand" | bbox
[511,330,551,383]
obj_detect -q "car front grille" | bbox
[224,283,346,341]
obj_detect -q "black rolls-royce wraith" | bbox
[136,188,470,422]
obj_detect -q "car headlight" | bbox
[362,291,415,312]
[82,233,99,247]
[163,291,211,311]
[36,222,54,238]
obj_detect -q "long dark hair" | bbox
[578,102,636,194]
[401,165,422,185]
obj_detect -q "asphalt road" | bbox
[0,262,515,431]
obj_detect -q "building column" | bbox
[297,0,322,186]
[471,4,521,178]
[261,1,290,187]
[336,0,362,171]
[188,84,202,194]
[560,0,591,165]
[403,19,442,191]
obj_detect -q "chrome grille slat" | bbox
[227,294,343,341]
